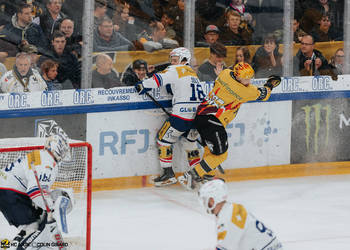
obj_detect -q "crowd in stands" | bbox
[0,0,346,92]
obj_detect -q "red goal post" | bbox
[0,138,92,250]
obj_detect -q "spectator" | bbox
[329,48,344,76]
[220,9,253,46]
[252,34,282,78]
[293,34,335,78]
[138,20,178,52]
[18,43,40,71]
[160,9,177,40]
[59,18,82,58]
[122,59,150,86]
[226,0,254,27]
[310,13,340,42]
[235,46,251,64]
[94,0,108,28]
[35,0,67,40]
[93,16,134,52]
[196,25,220,48]
[92,53,122,88]
[38,31,81,89]
[293,16,307,43]
[197,42,227,82]
[40,59,61,90]
[1,3,48,54]
[0,52,47,93]
[229,46,251,69]
[112,3,138,43]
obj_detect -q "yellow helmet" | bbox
[233,62,254,79]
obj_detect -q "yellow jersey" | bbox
[197,69,271,127]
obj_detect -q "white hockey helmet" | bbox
[169,47,191,64]
[45,133,70,162]
[198,179,228,214]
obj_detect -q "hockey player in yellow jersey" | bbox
[178,62,281,189]
[198,180,283,250]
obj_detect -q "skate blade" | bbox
[178,175,194,190]
[154,177,177,187]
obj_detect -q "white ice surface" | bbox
[1,175,350,250]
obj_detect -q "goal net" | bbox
[0,137,91,250]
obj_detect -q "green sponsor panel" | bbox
[291,98,350,163]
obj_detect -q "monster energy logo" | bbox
[302,104,331,154]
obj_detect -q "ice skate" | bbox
[153,167,177,187]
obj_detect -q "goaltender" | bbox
[178,62,281,189]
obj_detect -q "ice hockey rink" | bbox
[1,174,350,250]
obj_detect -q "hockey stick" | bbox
[145,92,171,116]
[145,92,225,174]
[31,161,66,249]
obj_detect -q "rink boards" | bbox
[1,75,350,189]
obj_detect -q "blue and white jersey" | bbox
[142,64,206,120]
[216,202,283,250]
[0,150,58,210]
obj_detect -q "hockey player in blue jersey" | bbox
[135,47,206,187]
[0,133,73,249]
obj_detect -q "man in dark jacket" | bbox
[0,3,48,54]
[93,16,134,52]
[122,59,150,86]
[35,0,67,40]
[293,34,335,79]
[38,31,81,89]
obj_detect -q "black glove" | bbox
[264,75,281,90]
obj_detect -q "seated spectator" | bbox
[226,0,254,27]
[160,9,177,40]
[38,31,81,89]
[92,53,123,88]
[220,9,253,46]
[329,48,344,76]
[310,13,340,42]
[252,34,282,78]
[35,0,68,40]
[229,46,251,69]
[40,59,62,90]
[112,3,139,43]
[94,0,108,28]
[293,34,335,78]
[293,16,306,43]
[196,25,220,48]
[0,52,47,93]
[18,43,40,71]
[138,20,178,52]
[122,59,150,86]
[93,16,134,52]
[59,18,82,58]
[1,3,48,54]
[197,42,227,82]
